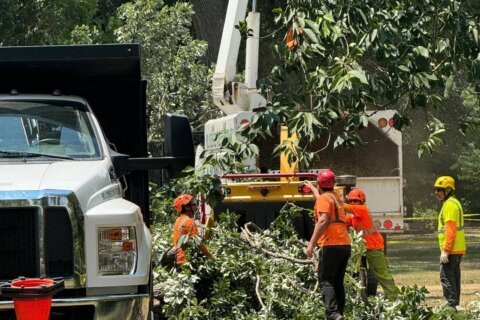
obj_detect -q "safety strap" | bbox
[358,226,378,235]
[323,193,345,224]
[174,216,190,249]
[356,210,378,235]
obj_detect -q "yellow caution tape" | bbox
[404,217,480,222]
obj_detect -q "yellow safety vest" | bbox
[437,196,466,253]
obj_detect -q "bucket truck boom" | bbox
[212,0,266,115]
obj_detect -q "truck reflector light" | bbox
[384,220,393,229]
[298,185,312,194]
[98,227,137,275]
[123,241,134,252]
[389,118,395,126]
[240,119,249,127]
[378,118,388,128]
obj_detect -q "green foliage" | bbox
[114,0,219,144]
[417,117,446,158]
[200,127,261,175]
[69,25,102,44]
[0,0,98,45]
[236,0,480,166]
[174,167,225,208]
[458,144,480,209]
[151,185,480,319]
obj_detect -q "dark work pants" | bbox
[440,254,462,307]
[318,245,351,320]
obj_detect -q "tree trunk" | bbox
[190,0,228,65]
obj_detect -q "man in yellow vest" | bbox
[434,176,466,310]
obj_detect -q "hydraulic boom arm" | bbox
[212,0,266,115]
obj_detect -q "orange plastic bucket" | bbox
[0,277,64,320]
[12,279,54,320]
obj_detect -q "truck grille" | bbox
[0,206,74,281]
[0,208,38,280]
[45,207,74,278]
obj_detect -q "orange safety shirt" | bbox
[172,214,199,265]
[344,204,384,250]
[314,191,351,247]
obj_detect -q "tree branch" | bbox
[256,275,266,309]
[241,222,315,265]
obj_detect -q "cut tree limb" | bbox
[241,222,315,265]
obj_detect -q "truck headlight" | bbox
[98,227,137,275]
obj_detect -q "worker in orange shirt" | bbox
[343,188,400,300]
[172,194,213,266]
[305,170,351,320]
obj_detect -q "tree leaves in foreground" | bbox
[151,200,480,319]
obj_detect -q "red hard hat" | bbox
[348,188,366,203]
[317,169,336,188]
[173,194,193,213]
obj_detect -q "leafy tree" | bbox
[114,0,220,144]
[233,0,480,167]
[70,0,131,44]
[0,0,97,45]
[458,143,480,211]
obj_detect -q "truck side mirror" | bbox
[162,113,194,179]
[109,149,130,178]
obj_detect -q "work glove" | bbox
[440,251,449,264]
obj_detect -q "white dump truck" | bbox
[0,44,194,319]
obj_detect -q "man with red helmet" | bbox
[343,188,400,300]
[172,194,213,266]
[304,169,351,320]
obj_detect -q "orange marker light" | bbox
[100,228,123,241]
[378,118,388,128]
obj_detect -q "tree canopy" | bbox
[1,0,480,209]
[239,0,480,167]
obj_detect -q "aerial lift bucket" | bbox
[0,277,64,320]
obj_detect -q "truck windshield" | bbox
[0,101,101,159]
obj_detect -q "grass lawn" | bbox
[386,227,480,307]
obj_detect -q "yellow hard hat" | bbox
[434,176,455,190]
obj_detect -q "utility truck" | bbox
[204,0,404,235]
[201,0,404,295]
[0,44,193,320]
